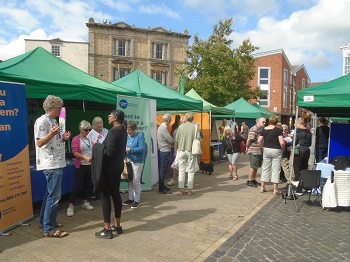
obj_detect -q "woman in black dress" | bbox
[95,110,127,239]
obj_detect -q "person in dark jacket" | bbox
[293,117,312,181]
[279,124,292,182]
[95,110,127,239]
[221,126,243,180]
[315,117,329,163]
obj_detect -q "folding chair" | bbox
[296,170,321,211]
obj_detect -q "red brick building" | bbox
[249,49,310,125]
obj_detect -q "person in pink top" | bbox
[66,120,94,217]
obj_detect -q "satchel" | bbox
[192,124,202,155]
[121,159,133,182]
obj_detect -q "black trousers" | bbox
[69,165,91,204]
[100,165,123,223]
[293,148,310,181]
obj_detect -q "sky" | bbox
[0,0,349,83]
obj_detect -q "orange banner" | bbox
[156,112,211,163]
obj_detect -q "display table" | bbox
[30,164,75,202]
[316,163,335,179]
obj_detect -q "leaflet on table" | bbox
[87,129,105,143]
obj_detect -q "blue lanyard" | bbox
[45,114,57,126]
[79,136,90,148]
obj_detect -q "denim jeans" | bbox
[39,168,63,233]
[159,151,170,191]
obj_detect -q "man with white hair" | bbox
[245,117,266,187]
[157,114,174,194]
[35,95,71,238]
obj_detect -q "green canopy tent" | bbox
[111,70,203,112]
[185,88,235,118]
[251,103,277,118]
[0,47,137,137]
[225,98,273,119]
[286,74,350,191]
[0,47,136,109]
[297,73,350,117]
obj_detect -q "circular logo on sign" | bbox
[119,99,128,109]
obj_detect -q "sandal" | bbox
[233,175,239,181]
[43,229,69,238]
[273,190,281,195]
[179,190,187,195]
[187,190,193,196]
[228,175,233,180]
[260,188,267,193]
[39,222,63,229]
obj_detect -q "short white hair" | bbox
[163,113,172,122]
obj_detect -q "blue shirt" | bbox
[126,132,145,163]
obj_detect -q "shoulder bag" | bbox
[121,159,133,182]
[192,124,202,155]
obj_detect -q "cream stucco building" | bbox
[25,38,88,73]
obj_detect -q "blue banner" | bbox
[0,82,28,161]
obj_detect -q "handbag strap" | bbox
[194,124,198,138]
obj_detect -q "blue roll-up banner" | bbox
[0,81,33,234]
[328,123,350,161]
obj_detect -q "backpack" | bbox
[330,156,350,171]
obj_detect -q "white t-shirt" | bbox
[34,115,66,170]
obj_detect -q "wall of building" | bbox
[25,39,88,73]
[250,49,310,125]
[86,19,189,88]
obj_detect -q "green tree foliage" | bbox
[185,18,263,107]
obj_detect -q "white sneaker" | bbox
[167,179,175,186]
[81,202,94,210]
[67,206,74,217]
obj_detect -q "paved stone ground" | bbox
[2,152,349,262]
[205,190,350,262]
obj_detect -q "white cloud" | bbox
[230,0,350,71]
[0,7,39,32]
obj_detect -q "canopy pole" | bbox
[83,100,85,112]
[288,106,299,196]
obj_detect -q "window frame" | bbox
[258,67,270,107]
[113,38,131,57]
[51,44,61,57]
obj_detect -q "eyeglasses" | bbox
[52,107,62,111]
[83,129,92,132]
